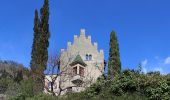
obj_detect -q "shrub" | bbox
[26,93,57,100]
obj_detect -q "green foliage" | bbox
[39,0,50,72]
[0,60,24,79]
[30,9,41,73]
[30,0,50,73]
[26,93,57,100]
[114,92,148,100]
[143,74,170,100]
[1,60,169,100]
[14,68,23,83]
[0,77,14,94]
[30,0,50,93]
[110,70,138,96]
[71,69,169,100]
[108,30,121,79]
[8,79,43,100]
[5,80,20,97]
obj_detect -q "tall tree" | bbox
[39,0,50,73]
[30,0,50,92]
[30,9,40,73]
[108,30,121,79]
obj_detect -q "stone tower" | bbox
[59,29,104,94]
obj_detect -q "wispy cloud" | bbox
[164,56,170,65]
[153,67,163,73]
[141,59,148,67]
[141,59,148,74]
[141,56,170,74]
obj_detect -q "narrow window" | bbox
[86,54,89,60]
[79,67,84,77]
[73,67,77,76]
[89,55,92,60]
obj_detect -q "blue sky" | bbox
[0,0,170,74]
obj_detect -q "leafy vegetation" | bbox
[58,69,169,100]
[2,64,168,100]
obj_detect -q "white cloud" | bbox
[141,59,148,67]
[140,56,170,74]
[141,59,148,73]
[153,67,163,73]
[142,67,147,74]
[164,57,170,65]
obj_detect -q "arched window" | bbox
[89,55,92,60]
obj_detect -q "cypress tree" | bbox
[30,0,50,75]
[39,0,50,74]
[30,9,40,73]
[30,0,50,92]
[108,30,121,79]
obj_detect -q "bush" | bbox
[26,93,57,100]
[3,67,170,100]
[0,77,14,94]
[8,79,38,100]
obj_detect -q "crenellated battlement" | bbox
[80,29,85,35]
[74,35,78,39]
[60,29,104,59]
[87,36,91,42]
[80,29,86,38]
[99,50,104,54]
[61,49,65,52]
[94,42,98,49]
[67,42,72,49]
[74,35,78,42]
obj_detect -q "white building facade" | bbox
[45,29,104,95]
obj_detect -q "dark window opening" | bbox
[86,54,89,60]
[89,55,92,60]
[79,67,84,77]
[73,67,77,76]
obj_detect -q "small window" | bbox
[73,67,77,75]
[89,55,92,60]
[86,54,89,60]
[79,67,84,77]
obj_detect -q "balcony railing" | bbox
[71,74,84,85]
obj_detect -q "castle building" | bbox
[45,29,104,95]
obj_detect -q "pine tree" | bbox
[108,30,121,79]
[30,9,40,73]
